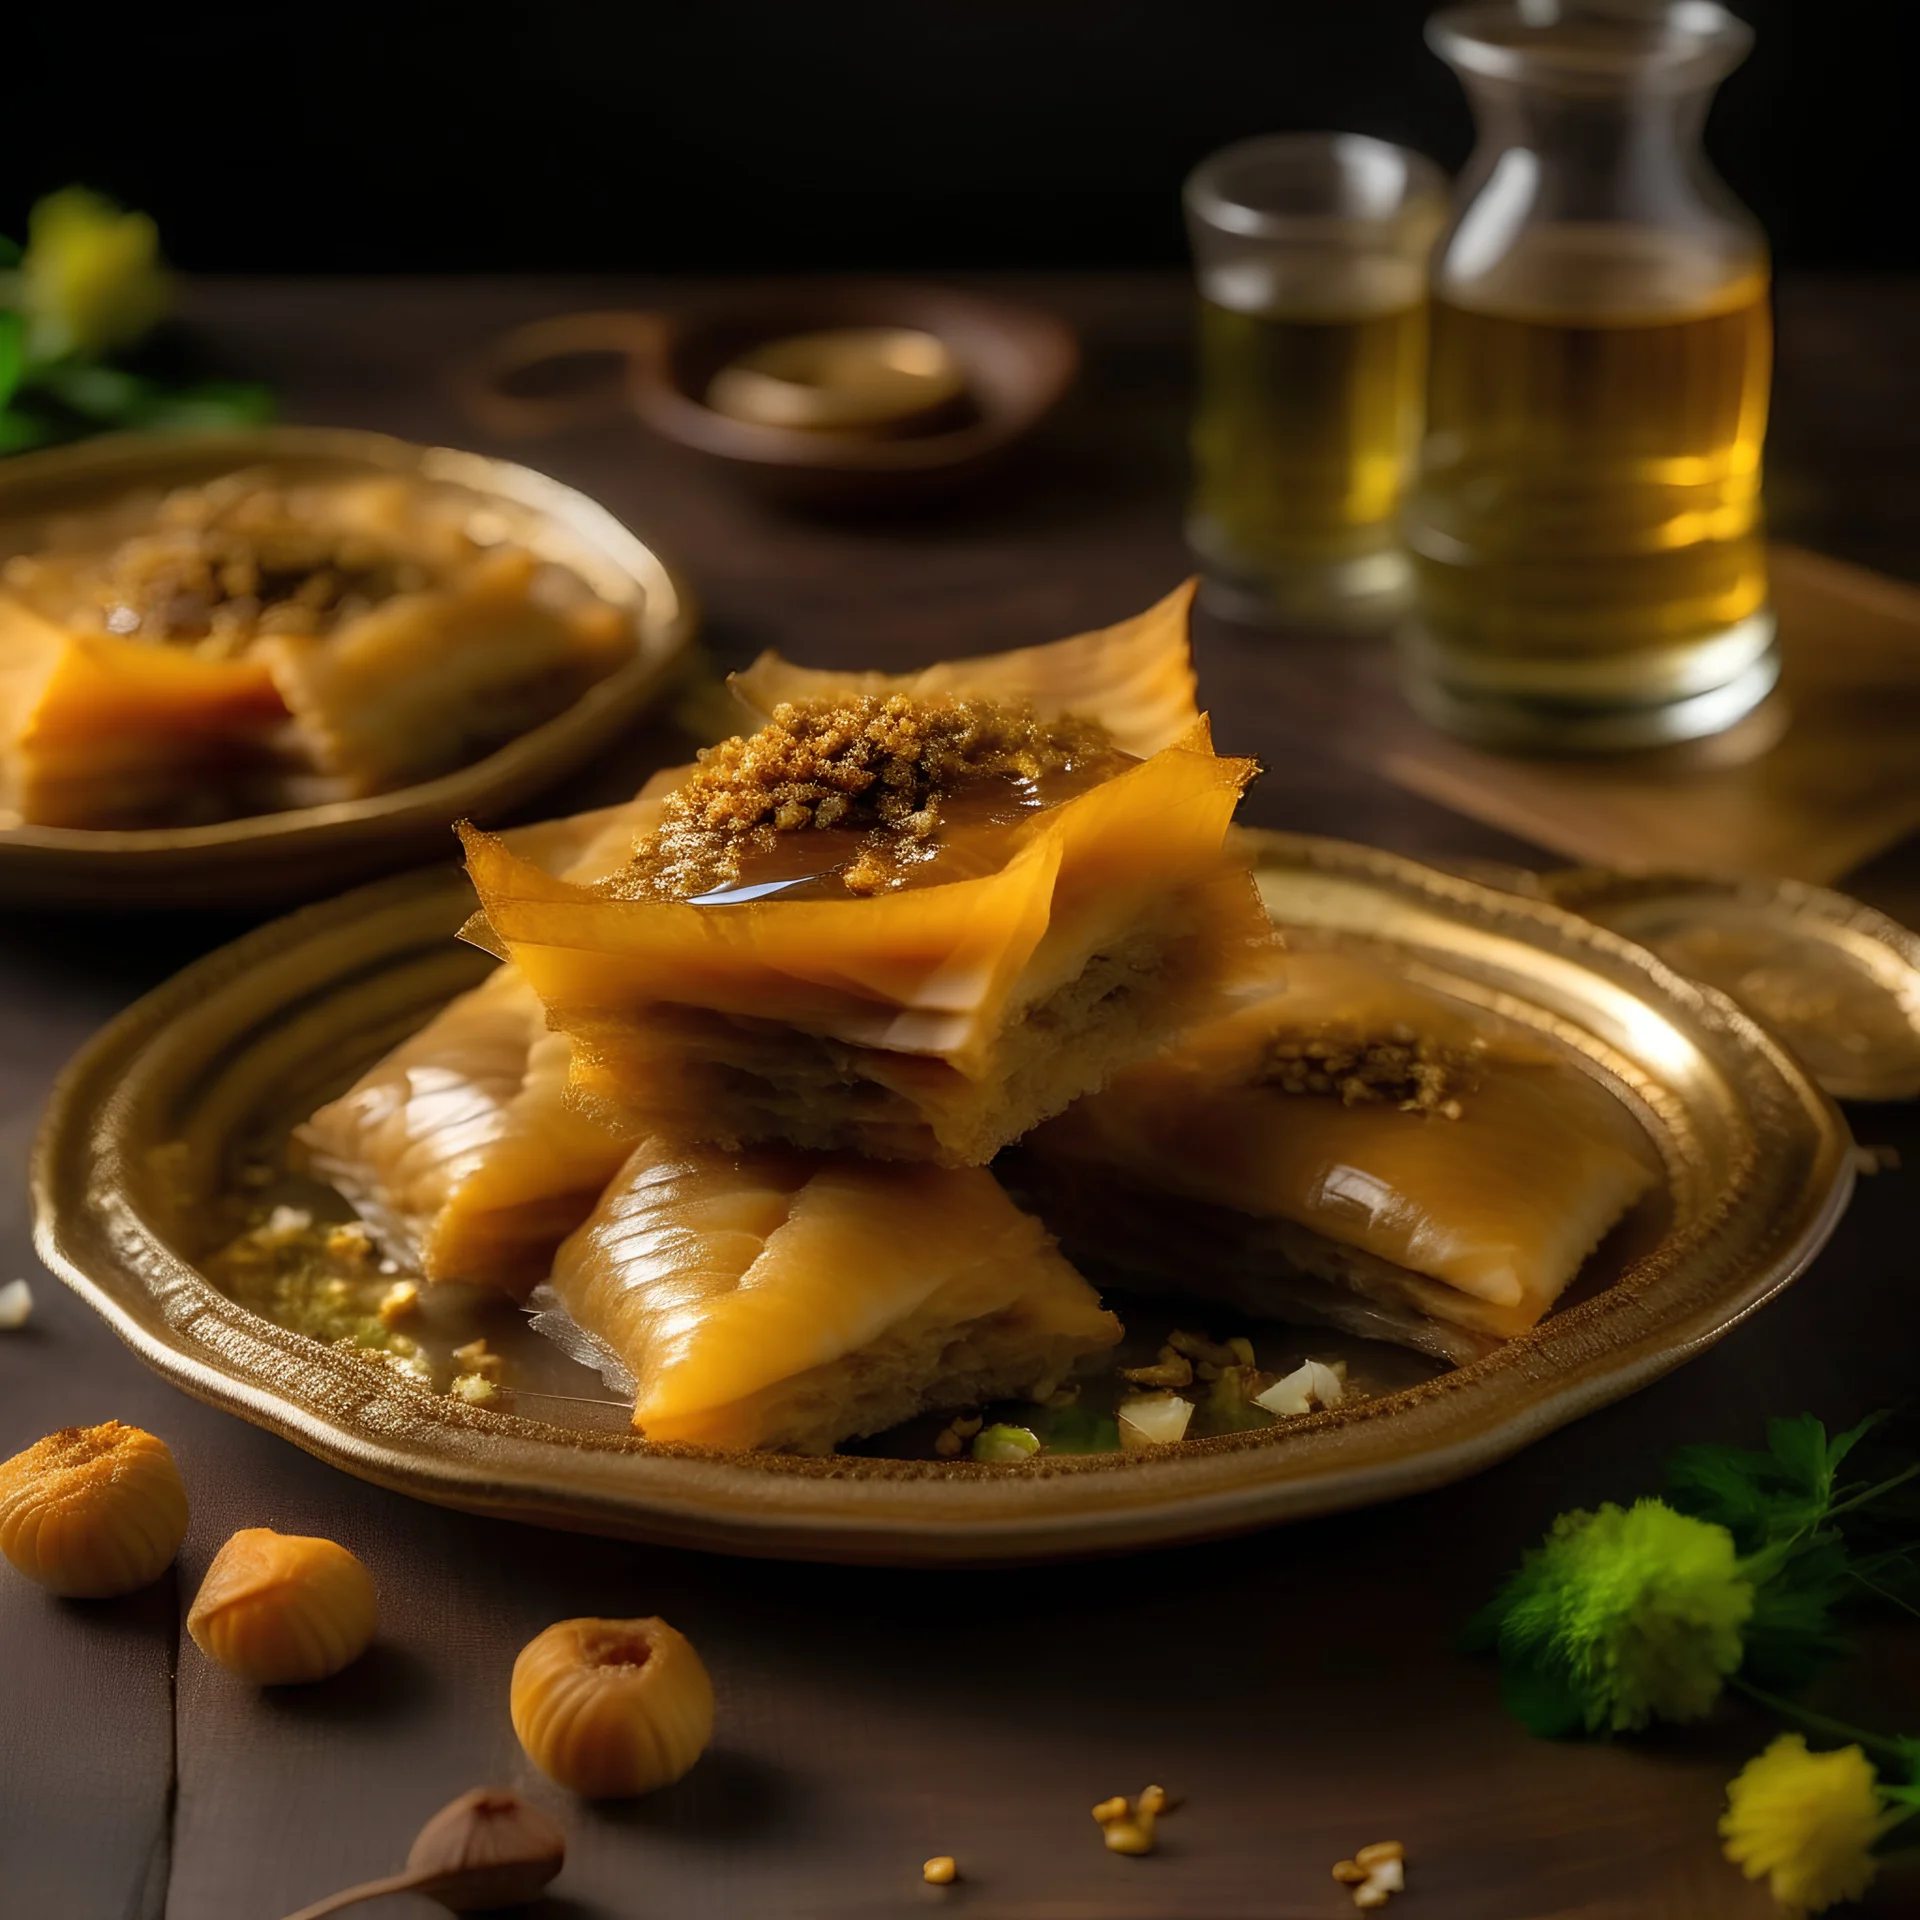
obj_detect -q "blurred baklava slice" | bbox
[0,470,634,826]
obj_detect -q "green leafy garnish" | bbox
[0,186,274,453]
[1477,1413,1920,1741]
[1468,1499,1754,1738]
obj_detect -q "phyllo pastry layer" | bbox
[296,775,683,1294]
[548,1134,1120,1453]
[728,578,1202,759]
[1021,949,1659,1363]
[462,694,1268,1166]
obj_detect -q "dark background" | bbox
[8,0,1914,273]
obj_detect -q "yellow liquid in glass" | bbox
[1190,263,1428,574]
[1408,230,1771,690]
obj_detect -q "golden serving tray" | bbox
[32,832,1853,1565]
[0,427,695,908]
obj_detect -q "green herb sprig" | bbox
[1471,1412,1917,1740]
[0,187,273,453]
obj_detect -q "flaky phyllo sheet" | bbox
[461,708,1266,1165]
[1020,950,1659,1363]
[0,472,634,827]
[728,579,1204,759]
[547,1136,1119,1453]
[296,773,684,1294]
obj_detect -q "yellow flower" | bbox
[1721,1734,1895,1913]
[21,187,171,361]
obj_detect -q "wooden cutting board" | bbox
[1382,545,1920,883]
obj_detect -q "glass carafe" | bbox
[1400,0,1775,750]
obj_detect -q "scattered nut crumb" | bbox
[0,1279,33,1330]
[323,1222,375,1268]
[1253,1357,1347,1418]
[1166,1328,1239,1368]
[1120,1345,1195,1390]
[922,1855,958,1885]
[378,1281,419,1326]
[1853,1143,1901,1174]
[450,1372,498,1406]
[933,1413,984,1457]
[1334,1841,1406,1908]
[452,1338,504,1383]
[1092,1784,1179,1858]
[253,1205,313,1249]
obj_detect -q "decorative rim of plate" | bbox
[0,426,696,899]
[32,831,1855,1564]
[1540,866,1920,1102]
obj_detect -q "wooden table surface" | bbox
[4,275,1918,1920]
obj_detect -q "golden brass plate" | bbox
[0,427,695,908]
[32,831,1853,1565]
[1540,869,1920,1103]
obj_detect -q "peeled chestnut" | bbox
[0,1420,189,1597]
[510,1616,714,1798]
[188,1527,377,1684]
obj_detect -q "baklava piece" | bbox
[1018,950,1658,1364]
[547,1134,1120,1453]
[462,688,1268,1166]
[0,471,635,826]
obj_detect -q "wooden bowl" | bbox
[630,283,1078,507]
[0,427,695,910]
[469,284,1078,510]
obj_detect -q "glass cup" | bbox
[1184,133,1448,629]
[1399,0,1775,751]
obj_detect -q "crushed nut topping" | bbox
[7,474,443,655]
[1260,1022,1480,1115]
[608,693,1116,901]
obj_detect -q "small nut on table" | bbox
[922,1855,958,1885]
[511,1615,715,1797]
[188,1527,378,1684]
[0,1420,189,1597]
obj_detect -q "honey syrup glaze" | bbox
[686,752,1135,905]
